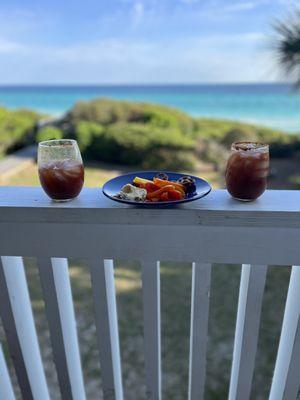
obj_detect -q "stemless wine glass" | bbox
[225,141,269,201]
[38,139,84,202]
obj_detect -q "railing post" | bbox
[228,264,267,400]
[141,261,161,400]
[38,257,86,400]
[89,259,124,400]
[269,265,300,400]
[0,256,50,400]
[188,262,211,400]
[0,342,15,400]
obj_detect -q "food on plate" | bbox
[115,173,197,202]
[117,184,147,201]
[152,177,185,194]
[177,175,197,194]
[155,172,169,181]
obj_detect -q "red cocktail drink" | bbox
[225,142,269,201]
[39,160,84,201]
[38,139,84,201]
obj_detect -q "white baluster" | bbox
[89,259,123,400]
[229,264,267,400]
[188,262,211,400]
[141,261,161,400]
[269,265,300,400]
[38,257,86,400]
[0,256,50,400]
[0,342,15,400]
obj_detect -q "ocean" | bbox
[0,84,299,133]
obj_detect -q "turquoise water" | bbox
[0,84,300,132]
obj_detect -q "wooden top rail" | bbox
[0,187,299,264]
[0,187,300,228]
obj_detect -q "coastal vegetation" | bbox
[1,98,299,171]
[0,107,40,156]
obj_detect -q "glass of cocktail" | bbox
[225,142,269,201]
[38,139,84,201]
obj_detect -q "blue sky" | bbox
[0,0,297,84]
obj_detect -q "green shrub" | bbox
[0,107,40,154]
[58,98,300,168]
[73,121,196,169]
[193,118,248,140]
[257,128,299,157]
[1,98,297,172]
[197,138,229,170]
[36,126,63,143]
[74,121,104,152]
[142,149,198,170]
[194,117,300,159]
[101,122,194,168]
[136,104,195,133]
[67,98,132,125]
[65,98,195,134]
[220,127,257,147]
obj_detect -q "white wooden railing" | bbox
[0,186,300,400]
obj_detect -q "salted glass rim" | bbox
[38,139,78,148]
[231,141,269,152]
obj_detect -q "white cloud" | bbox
[131,1,145,26]
[0,38,26,53]
[277,0,299,5]
[176,0,268,24]
[224,2,257,12]
[181,0,263,12]
[195,32,265,45]
[181,0,199,4]
[0,9,38,37]
[0,2,279,84]
[0,31,277,84]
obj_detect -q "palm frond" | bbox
[273,9,300,85]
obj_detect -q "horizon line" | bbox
[0,81,293,87]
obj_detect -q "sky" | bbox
[0,0,297,84]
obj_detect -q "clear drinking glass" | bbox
[38,139,84,202]
[225,142,269,201]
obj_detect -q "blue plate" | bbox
[102,171,211,206]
